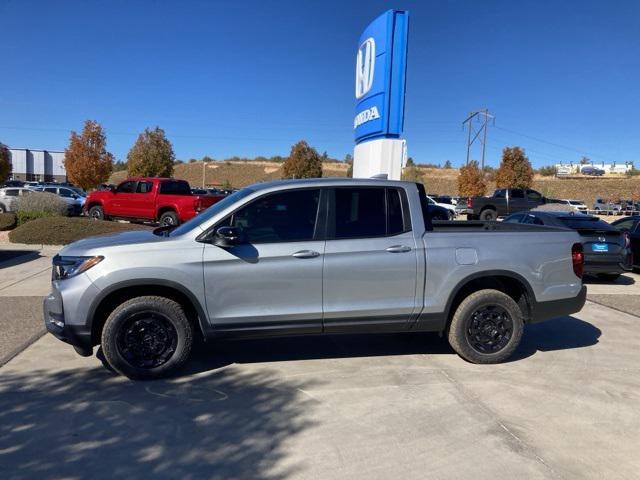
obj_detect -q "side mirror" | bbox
[213,226,244,248]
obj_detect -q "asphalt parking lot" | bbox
[1,247,639,479]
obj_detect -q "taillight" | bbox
[572,243,584,279]
[467,197,473,208]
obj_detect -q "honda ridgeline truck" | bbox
[45,179,587,379]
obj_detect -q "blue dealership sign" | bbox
[354,10,409,143]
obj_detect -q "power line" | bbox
[462,109,494,169]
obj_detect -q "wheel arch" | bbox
[444,270,535,326]
[88,279,209,346]
[156,205,178,221]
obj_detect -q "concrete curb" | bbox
[0,328,46,368]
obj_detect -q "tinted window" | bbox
[387,188,405,235]
[612,218,635,232]
[159,181,191,195]
[59,188,74,198]
[511,189,525,199]
[334,188,386,239]
[494,189,506,199]
[527,190,542,201]
[4,189,19,197]
[523,214,544,225]
[560,217,613,231]
[227,189,320,243]
[116,181,137,193]
[137,181,153,193]
[504,213,524,223]
[44,187,57,194]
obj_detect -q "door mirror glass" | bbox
[213,226,244,247]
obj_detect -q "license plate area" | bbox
[592,243,609,252]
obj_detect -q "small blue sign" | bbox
[354,10,409,144]
[592,243,609,252]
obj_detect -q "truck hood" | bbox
[59,230,166,256]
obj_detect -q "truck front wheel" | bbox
[448,289,523,364]
[88,205,106,221]
[100,296,193,380]
[159,211,179,227]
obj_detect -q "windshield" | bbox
[169,187,255,236]
[560,217,613,230]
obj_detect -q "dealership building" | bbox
[7,148,67,182]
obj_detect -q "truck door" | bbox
[507,189,528,214]
[109,180,138,217]
[202,188,324,332]
[322,186,418,332]
[133,180,156,219]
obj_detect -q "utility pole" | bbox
[462,109,494,169]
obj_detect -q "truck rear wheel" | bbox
[448,289,523,364]
[100,296,193,380]
[479,209,497,221]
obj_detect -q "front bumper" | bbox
[43,275,101,356]
[529,285,587,323]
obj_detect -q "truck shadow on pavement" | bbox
[0,366,319,480]
[184,315,601,373]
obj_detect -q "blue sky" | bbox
[1,0,638,168]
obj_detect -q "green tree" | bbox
[0,142,11,184]
[344,153,353,163]
[64,120,114,190]
[127,127,175,177]
[443,160,452,169]
[495,146,534,189]
[537,165,557,177]
[282,140,323,179]
[580,156,591,165]
[457,160,486,197]
[406,156,416,167]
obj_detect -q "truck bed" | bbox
[430,220,566,233]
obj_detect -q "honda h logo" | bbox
[355,37,375,99]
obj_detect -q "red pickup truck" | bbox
[84,177,223,226]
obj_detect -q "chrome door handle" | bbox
[386,245,411,253]
[292,250,320,259]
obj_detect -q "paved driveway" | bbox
[1,300,639,480]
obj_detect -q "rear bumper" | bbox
[529,285,587,323]
[584,252,633,275]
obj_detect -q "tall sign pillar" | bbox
[353,10,409,180]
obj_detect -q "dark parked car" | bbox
[611,216,640,270]
[1,180,25,188]
[428,203,453,221]
[581,166,605,176]
[504,211,633,280]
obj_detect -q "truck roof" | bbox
[246,177,417,192]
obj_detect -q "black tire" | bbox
[159,211,179,227]
[597,273,621,281]
[448,211,456,221]
[88,205,105,221]
[479,209,497,221]
[448,289,524,364]
[100,296,193,380]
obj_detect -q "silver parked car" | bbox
[45,178,587,379]
[32,186,86,215]
[592,198,622,215]
[0,187,34,213]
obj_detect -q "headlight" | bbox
[52,255,103,280]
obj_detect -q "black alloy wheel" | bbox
[465,305,513,354]
[116,311,178,369]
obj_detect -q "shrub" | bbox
[0,212,17,231]
[9,217,151,245]
[14,191,69,225]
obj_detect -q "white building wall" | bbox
[9,149,27,175]
[31,150,45,176]
[50,152,66,176]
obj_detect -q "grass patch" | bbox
[0,213,17,231]
[9,217,152,245]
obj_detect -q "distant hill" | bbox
[109,161,640,206]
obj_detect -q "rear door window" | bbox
[44,187,57,194]
[137,181,154,193]
[510,189,525,199]
[333,188,386,239]
[159,181,191,195]
[4,189,19,197]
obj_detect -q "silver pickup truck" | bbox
[45,178,587,379]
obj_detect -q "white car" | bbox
[426,195,456,219]
[559,199,588,213]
